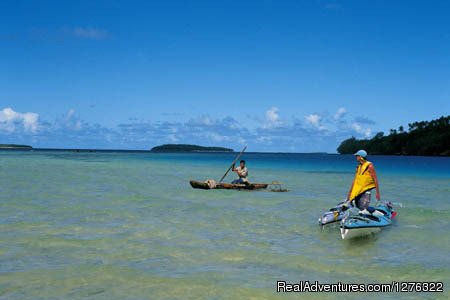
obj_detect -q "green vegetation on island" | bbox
[337,115,450,156]
[151,144,234,153]
[0,144,33,149]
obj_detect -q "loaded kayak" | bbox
[340,201,397,240]
[319,201,350,226]
[190,180,268,190]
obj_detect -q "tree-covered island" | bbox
[337,115,450,156]
[151,144,233,153]
[0,144,33,149]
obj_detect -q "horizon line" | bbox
[0,147,334,155]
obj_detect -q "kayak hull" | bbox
[340,202,395,240]
[340,227,381,240]
[190,180,268,190]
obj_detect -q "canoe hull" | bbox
[190,180,268,190]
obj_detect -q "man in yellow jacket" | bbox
[347,150,380,210]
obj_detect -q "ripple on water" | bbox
[0,151,449,299]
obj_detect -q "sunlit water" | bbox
[1,150,449,299]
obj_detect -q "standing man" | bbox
[347,150,380,209]
[232,160,249,184]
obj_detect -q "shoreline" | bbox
[1,147,450,157]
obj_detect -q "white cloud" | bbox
[199,115,212,126]
[351,122,372,138]
[0,107,39,133]
[305,114,321,126]
[304,113,327,131]
[2,106,379,152]
[264,107,282,128]
[334,107,346,120]
[351,122,361,132]
[72,27,110,40]
[206,132,229,142]
[256,136,271,143]
[58,109,83,130]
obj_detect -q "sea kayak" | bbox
[340,202,397,240]
[319,201,350,226]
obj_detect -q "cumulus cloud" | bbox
[304,114,321,126]
[334,107,347,120]
[0,107,39,133]
[351,122,372,138]
[304,114,327,131]
[2,106,379,152]
[60,109,83,130]
[264,107,282,128]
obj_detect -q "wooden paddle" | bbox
[219,145,247,183]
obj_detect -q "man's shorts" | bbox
[354,190,372,210]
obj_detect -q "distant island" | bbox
[0,144,32,149]
[151,144,234,153]
[337,115,450,156]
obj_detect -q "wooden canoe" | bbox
[190,180,268,190]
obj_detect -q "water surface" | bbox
[1,151,449,299]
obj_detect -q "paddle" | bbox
[219,145,247,183]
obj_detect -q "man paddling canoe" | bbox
[347,150,380,210]
[231,160,249,184]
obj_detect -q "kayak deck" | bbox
[339,202,396,240]
[190,180,268,190]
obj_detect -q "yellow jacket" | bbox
[349,160,376,200]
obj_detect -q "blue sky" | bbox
[1,0,449,152]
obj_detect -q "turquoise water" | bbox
[0,150,449,299]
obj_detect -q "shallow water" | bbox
[0,151,449,299]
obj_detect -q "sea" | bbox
[0,150,449,299]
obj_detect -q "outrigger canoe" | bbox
[190,180,268,190]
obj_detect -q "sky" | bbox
[1,0,449,152]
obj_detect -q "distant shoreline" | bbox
[150,144,233,153]
[0,147,329,154]
[0,144,32,149]
[2,145,450,157]
[2,148,450,157]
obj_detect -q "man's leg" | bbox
[355,191,371,210]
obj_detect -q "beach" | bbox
[0,150,449,299]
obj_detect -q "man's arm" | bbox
[232,164,241,175]
[368,164,380,200]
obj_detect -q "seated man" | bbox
[231,160,249,184]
